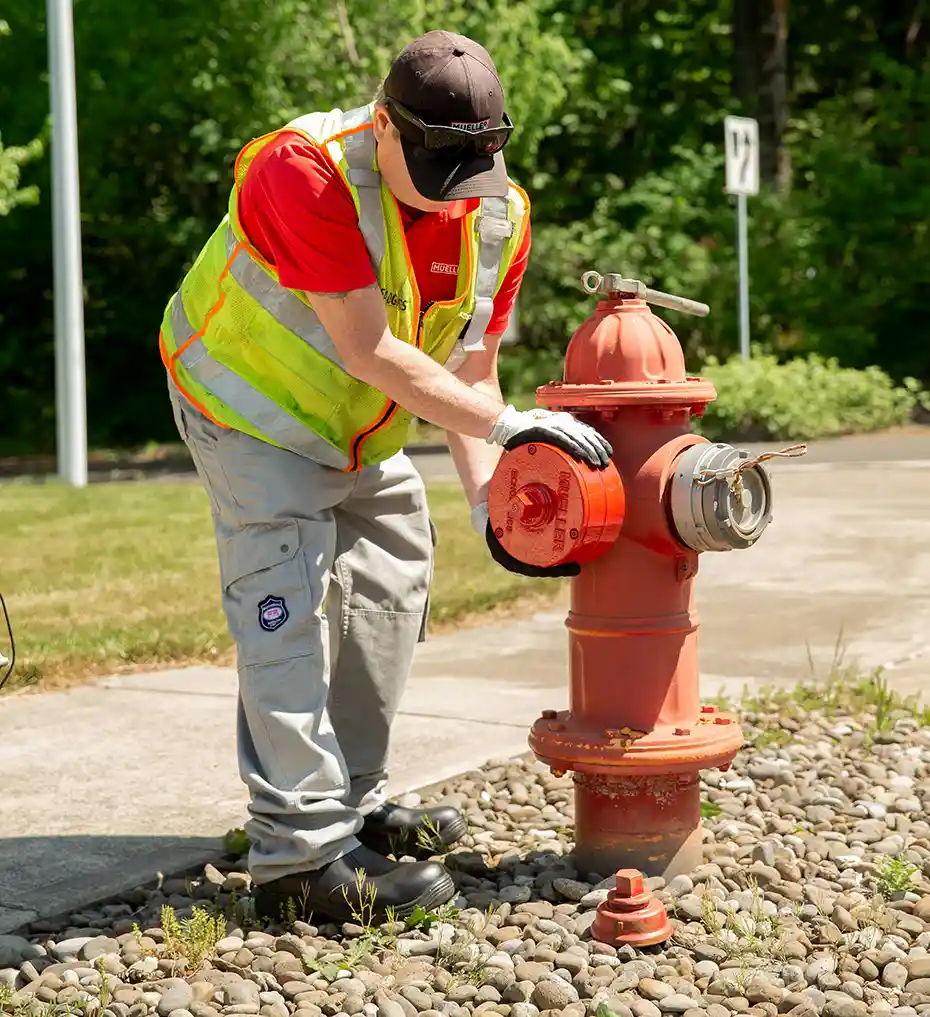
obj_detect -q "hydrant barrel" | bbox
[487,277,784,883]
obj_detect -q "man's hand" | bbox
[487,405,613,469]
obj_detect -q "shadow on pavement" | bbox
[0,834,225,935]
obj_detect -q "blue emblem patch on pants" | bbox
[258,595,289,632]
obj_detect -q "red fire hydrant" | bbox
[488,272,804,885]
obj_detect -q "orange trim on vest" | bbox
[324,121,374,145]
[159,330,227,428]
[346,399,402,472]
[510,179,531,252]
[161,241,245,428]
[171,242,245,363]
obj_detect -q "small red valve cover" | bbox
[487,442,625,568]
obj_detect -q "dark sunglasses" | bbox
[385,97,514,155]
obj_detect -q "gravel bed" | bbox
[4,698,930,1017]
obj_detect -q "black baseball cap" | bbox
[382,31,510,202]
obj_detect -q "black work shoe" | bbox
[252,845,455,925]
[358,802,468,858]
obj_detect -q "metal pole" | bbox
[737,191,750,361]
[47,0,87,487]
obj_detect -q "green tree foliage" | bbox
[0,0,579,453]
[0,19,43,217]
[512,0,930,385]
[0,0,926,454]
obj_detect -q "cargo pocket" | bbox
[219,519,319,667]
[418,516,438,644]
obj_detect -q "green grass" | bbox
[0,478,559,690]
[160,903,227,972]
[875,856,919,899]
[712,630,930,738]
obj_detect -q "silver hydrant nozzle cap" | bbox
[667,442,806,553]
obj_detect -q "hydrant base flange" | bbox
[529,708,744,778]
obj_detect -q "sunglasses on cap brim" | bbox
[385,97,514,155]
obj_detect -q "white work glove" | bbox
[470,501,490,536]
[487,405,613,469]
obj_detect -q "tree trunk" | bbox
[733,0,791,193]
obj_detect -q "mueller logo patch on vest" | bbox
[451,119,491,133]
[431,261,459,276]
[380,287,408,312]
[258,595,289,632]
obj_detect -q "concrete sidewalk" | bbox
[2,444,930,933]
[0,622,577,934]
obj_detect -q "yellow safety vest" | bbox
[158,103,530,471]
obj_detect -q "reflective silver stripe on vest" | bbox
[341,105,385,269]
[222,105,383,370]
[224,228,346,369]
[460,195,515,352]
[169,292,350,469]
[216,105,384,373]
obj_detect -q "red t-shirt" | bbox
[237,132,530,336]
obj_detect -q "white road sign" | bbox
[724,115,759,196]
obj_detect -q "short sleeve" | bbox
[237,132,378,294]
[486,217,532,336]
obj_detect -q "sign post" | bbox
[723,115,759,362]
[47,0,88,487]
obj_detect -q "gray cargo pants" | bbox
[168,381,434,885]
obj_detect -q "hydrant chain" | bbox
[695,443,808,495]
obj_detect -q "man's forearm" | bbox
[349,336,506,440]
[444,369,506,510]
[447,421,504,509]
